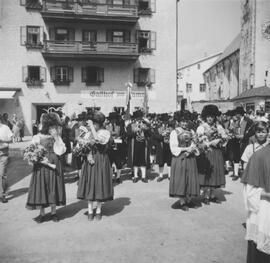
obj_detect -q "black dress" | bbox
[26,134,66,209]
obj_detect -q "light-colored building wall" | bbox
[178,53,221,108]
[0,0,177,135]
[254,0,270,87]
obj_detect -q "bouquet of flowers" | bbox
[23,144,48,165]
[72,133,96,165]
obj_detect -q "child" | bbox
[26,112,66,223]
[241,121,270,263]
[77,111,113,221]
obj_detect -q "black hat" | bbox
[234,106,245,116]
[225,110,234,117]
[133,110,144,119]
[108,112,119,121]
[201,105,220,119]
[159,113,169,122]
[174,110,191,122]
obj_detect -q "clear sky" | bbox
[179,0,242,67]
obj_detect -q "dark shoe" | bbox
[95,213,102,221]
[157,177,163,182]
[50,214,59,222]
[180,204,189,211]
[0,196,8,203]
[133,177,139,183]
[115,178,122,184]
[210,197,221,204]
[232,176,239,181]
[202,198,210,205]
[141,178,148,183]
[88,213,94,221]
[34,215,45,224]
[187,201,200,209]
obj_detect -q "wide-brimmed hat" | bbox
[108,112,119,121]
[133,110,144,119]
[201,105,220,119]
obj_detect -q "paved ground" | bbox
[0,138,246,263]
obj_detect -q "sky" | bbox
[178,0,242,67]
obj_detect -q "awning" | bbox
[0,87,21,99]
[0,91,16,99]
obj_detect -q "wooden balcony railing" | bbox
[43,40,138,56]
[42,0,138,19]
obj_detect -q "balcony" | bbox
[42,40,139,61]
[41,0,139,23]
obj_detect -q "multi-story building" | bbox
[0,0,177,135]
[202,0,270,113]
[177,52,221,110]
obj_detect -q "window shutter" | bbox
[82,67,87,82]
[49,28,55,40]
[20,0,26,6]
[68,67,74,82]
[98,68,104,83]
[22,66,28,82]
[39,26,44,44]
[106,30,113,42]
[150,31,156,50]
[124,30,131,43]
[69,29,75,41]
[133,68,139,83]
[40,67,47,82]
[149,69,155,83]
[50,67,56,82]
[20,26,27,46]
[124,0,130,6]
[150,0,156,12]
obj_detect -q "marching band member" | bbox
[169,110,200,211]
[196,105,227,205]
[126,110,151,183]
[155,114,173,182]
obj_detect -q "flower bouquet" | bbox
[23,144,48,165]
[72,134,96,165]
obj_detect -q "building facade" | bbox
[203,34,240,101]
[177,53,221,110]
[0,0,177,135]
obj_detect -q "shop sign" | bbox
[81,90,145,99]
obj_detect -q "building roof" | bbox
[204,33,241,73]
[178,52,222,71]
[233,86,270,100]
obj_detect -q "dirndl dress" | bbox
[26,134,67,209]
[169,128,200,198]
[77,129,114,202]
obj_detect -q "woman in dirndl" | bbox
[77,111,113,221]
[196,105,227,204]
[169,110,200,211]
[26,112,67,223]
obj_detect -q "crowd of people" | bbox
[0,104,269,263]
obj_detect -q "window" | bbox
[50,66,73,85]
[138,0,156,15]
[20,26,43,48]
[265,102,270,113]
[106,30,130,43]
[137,30,156,53]
[22,66,46,86]
[49,28,75,41]
[107,0,131,5]
[134,68,155,86]
[266,71,268,77]
[197,63,201,70]
[82,30,97,42]
[82,67,104,85]
[186,83,192,93]
[199,83,206,92]
[20,0,42,10]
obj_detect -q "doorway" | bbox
[35,104,64,123]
